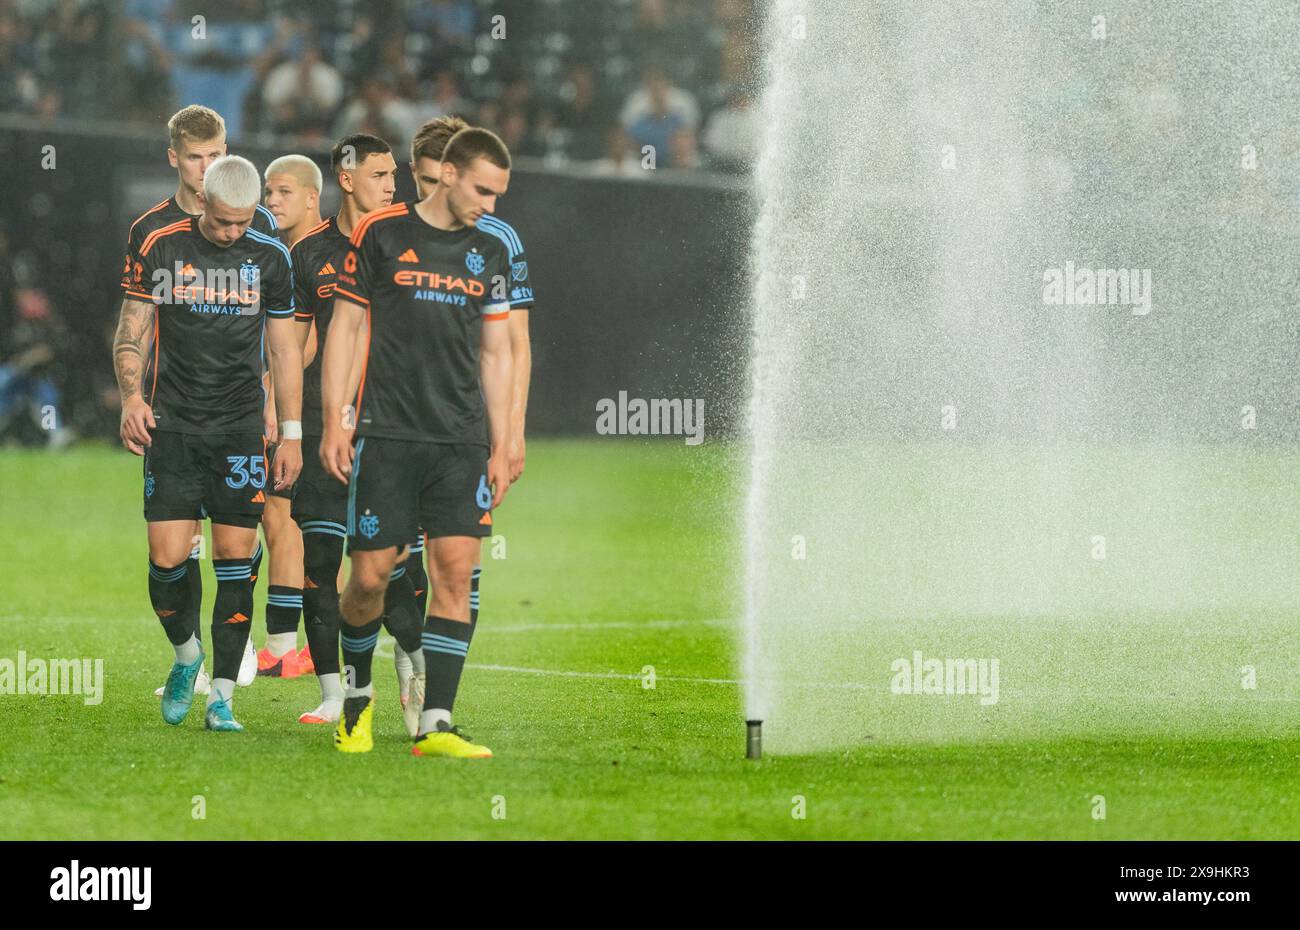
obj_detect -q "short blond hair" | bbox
[265,154,323,193]
[410,115,469,167]
[202,155,261,210]
[168,105,225,150]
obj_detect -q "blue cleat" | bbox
[204,696,244,732]
[161,648,205,726]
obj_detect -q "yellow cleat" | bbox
[334,696,374,753]
[412,724,492,759]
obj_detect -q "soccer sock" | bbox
[210,558,253,682]
[419,615,472,734]
[383,563,425,675]
[208,676,235,708]
[249,539,264,594]
[340,616,383,699]
[149,559,199,662]
[302,529,343,680]
[408,534,428,618]
[470,565,481,631]
[184,547,203,647]
[265,585,302,655]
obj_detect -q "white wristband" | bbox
[280,420,302,440]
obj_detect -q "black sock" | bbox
[184,555,203,646]
[421,615,472,713]
[149,559,192,645]
[211,558,253,680]
[382,563,423,655]
[340,616,383,692]
[249,539,264,594]
[302,529,343,676]
[470,565,481,631]
[265,584,303,636]
[408,534,428,619]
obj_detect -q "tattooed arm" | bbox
[113,297,156,455]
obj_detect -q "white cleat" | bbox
[237,639,257,687]
[403,673,425,738]
[298,700,342,725]
[157,662,212,697]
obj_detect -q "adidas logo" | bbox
[479,512,492,525]
[398,248,419,263]
[251,490,265,503]
[226,612,250,625]
[318,261,335,275]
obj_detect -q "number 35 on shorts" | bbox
[226,455,267,490]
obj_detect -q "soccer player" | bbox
[291,134,398,725]
[125,105,279,698]
[320,127,516,757]
[114,155,303,732]
[374,116,537,732]
[253,154,325,679]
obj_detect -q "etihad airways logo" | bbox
[151,261,260,314]
[392,270,485,296]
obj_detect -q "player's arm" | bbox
[262,370,277,442]
[112,296,156,455]
[480,317,514,508]
[506,309,531,483]
[344,315,367,415]
[266,315,304,489]
[320,296,366,483]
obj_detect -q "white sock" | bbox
[208,678,235,707]
[266,632,296,657]
[345,682,373,700]
[318,672,344,703]
[419,708,451,736]
[174,635,201,665]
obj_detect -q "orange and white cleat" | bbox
[298,699,342,725]
[256,646,308,679]
[296,644,315,675]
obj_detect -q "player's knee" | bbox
[303,535,342,592]
[349,561,391,597]
[434,564,473,604]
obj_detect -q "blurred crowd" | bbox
[0,0,761,175]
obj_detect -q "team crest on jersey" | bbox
[358,510,380,539]
[465,249,485,275]
[512,261,528,282]
[239,260,260,285]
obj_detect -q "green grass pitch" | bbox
[1,440,1298,839]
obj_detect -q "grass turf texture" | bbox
[0,440,1298,839]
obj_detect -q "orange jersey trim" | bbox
[333,285,369,307]
[123,288,155,302]
[127,198,173,239]
[348,203,408,247]
[290,218,332,255]
[139,219,191,258]
[483,311,510,322]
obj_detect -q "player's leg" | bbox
[143,429,207,722]
[234,530,265,687]
[153,517,209,698]
[411,444,494,758]
[206,520,259,731]
[257,491,307,677]
[384,536,426,734]
[334,436,418,752]
[298,522,345,723]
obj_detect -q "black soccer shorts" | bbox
[292,433,349,529]
[142,429,267,528]
[346,437,493,551]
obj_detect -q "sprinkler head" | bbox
[746,719,762,760]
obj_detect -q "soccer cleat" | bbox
[203,696,244,732]
[236,638,257,686]
[160,647,206,725]
[298,700,341,725]
[402,673,425,738]
[156,662,211,698]
[296,645,315,675]
[411,721,492,759]
[334,696,374,753]
[256,646,309,678]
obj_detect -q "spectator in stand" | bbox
[261,41,344,140]
[620,63,699,170]
[332,72,418,143]
[557,62,614,162]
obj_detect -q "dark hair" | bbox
[441,127,511,172]
[330,133,392,175]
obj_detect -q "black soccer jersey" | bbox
[474,213,536,311]
[334,202,512,445]
[290,215,350,436]
[121,196,278,292]
[122,217,294,434]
